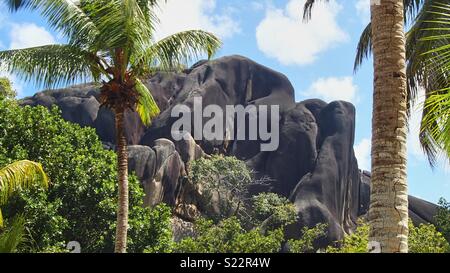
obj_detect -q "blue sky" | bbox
[0,0,449,203]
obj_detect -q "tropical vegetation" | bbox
[0,0,221,252]
[0,0,449,254]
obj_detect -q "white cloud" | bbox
[250,1,265,11]
[256,0,348,66]
[355,0,370,24]
[154,0,241,40]
[355,138,371,171]
[9,23,56,49]
[304,76,358,104]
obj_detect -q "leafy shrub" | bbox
[288,223,327,253]
[409,220,450,253]
[252,192,298,230]
[0,99,171,252]
[326,220,369,253]
[173,217,284,253]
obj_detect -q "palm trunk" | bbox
[114,110,129,253]
[369,0,409,253]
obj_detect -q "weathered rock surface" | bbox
[22,55,439,245]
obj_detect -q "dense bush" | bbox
[288,224,327,253]
[0,99,172,252]
[409,220,450,253]
[251,192,298,230]
[172,217,284,253]
[326,219,369,253]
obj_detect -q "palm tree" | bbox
[303,0,409,252]
[0,0,221,253]
[0,160,49,228]
[350,0,450,166]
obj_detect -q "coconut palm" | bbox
[347,0,450,166]
[0,160,49,228]
[303,0,409,252]
[0,0,221,252]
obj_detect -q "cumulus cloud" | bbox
[304,76,358,104]
[153,0,241,40]
[355,138,371,171]
[9,23,56,49]
[355,0,370,24]
[256,0,348,66]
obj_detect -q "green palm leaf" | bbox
[135,78,160,126]
[0,160,49,227]
[0,215,26,253]
[134,30,222,74]
[0,44,102,88]
[409,2,450,165]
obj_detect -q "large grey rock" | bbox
[145,139,185,207]
[22,55,440,246]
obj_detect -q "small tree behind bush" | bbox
[188,155,253,222]
[436,198,450,244]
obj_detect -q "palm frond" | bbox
[85,0,155,68]
[135,78,160,126]
[0,160,49,204]
[302,0,329,21]
[354,23,372,72]
[0,215,26,253]
[0,44,102,89]
[421,90,450,166]
[0,160,49,205]
[0,160,48,228]
[406,2,450,165]
[135,30,221,73]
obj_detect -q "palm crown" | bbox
[0,0,222,125]
[0,0,222,252]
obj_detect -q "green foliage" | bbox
[436,198,450,243]
[173,217,284,253]
[0,77,16,100]
[251,192,298,230]
[326,220,369,253]
[0,215,25,253]
[188,155,253,222]
[132,203,173,254]
[409,220,450,253]
[0,100,170,252]
[0,160,49,227]
[288,224,327,253]
[325,218,450,253]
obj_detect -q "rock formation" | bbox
[21,55,439,245]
